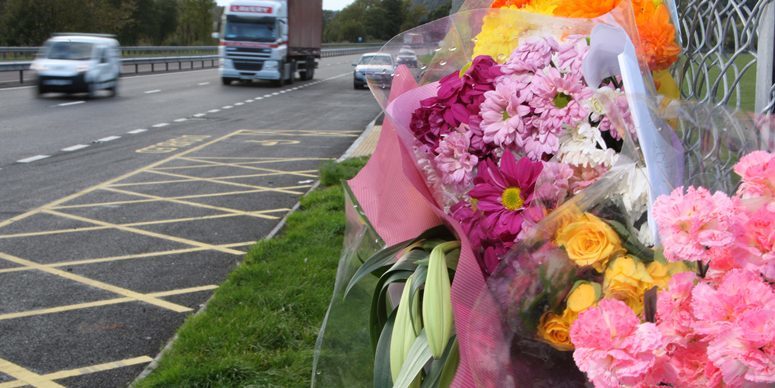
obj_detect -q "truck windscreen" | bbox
[224,16,276,42]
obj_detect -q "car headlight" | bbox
[30,63,48,72]
[263,60,279,70]
[355,71,364,77]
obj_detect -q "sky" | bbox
[215,0,355,11]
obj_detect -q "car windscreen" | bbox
[224,16,276,42]
[360,56,392,65]
[45,42,94,60]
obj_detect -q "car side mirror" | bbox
[211,32,220,39]
[352,63,357,67]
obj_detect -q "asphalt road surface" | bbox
[0,54,380,387]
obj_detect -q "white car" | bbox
[353,53,394,89]
[31,34,121,98]
[396,47,418,68]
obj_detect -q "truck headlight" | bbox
[263,60,278,70]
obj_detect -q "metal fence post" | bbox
[756,2,775,114]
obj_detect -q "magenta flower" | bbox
[480,77,532,147]
[434,130,478,189]
[734,150,775,199]
[469,152,543,238]
[652,187,741,263]
[570,299,663,388]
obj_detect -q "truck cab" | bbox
[216,0,321,86]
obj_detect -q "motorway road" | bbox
[0,55,380,387]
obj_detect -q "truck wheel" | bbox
[221,77,234,86]
[301,67,315,81]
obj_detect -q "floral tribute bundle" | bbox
[313,0,774,387]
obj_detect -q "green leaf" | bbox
[394,331,433,388]
[604,218,655,262]
[370,270,412,349]
[374,311,396,388]
[345,239,411,298]
[421,336,458,388]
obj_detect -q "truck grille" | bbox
[234,61,264,71]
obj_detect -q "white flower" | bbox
[556,122,617,168]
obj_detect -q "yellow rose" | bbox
[604,256,655,290]
[555,212,624,272]
[647,260,691,289]
[537,312,574,351]
[565,281,601,314]
[605,282,645,315]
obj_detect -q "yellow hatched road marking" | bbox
[0,131,243,230]
[0,356,153,388]
[191,156,333,160]
[235,129,360,137]
[175,157,321,177]
[102,186,291,222]
[144,169,308,195]
[0,242,254,274]
[0,285,218,321]
[44,210,245,257]
[0,251,192,313]
[0,358,63,388]
[109,169,318,187]
[153,157,329,173]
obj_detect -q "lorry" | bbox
[214,0,322,86]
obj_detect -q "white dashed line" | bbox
[245,99,254,103]
[222,106,233,109]
[255,97,263,100]
[144,89,161,94]
[127,129,147,134]
[174,118,187,122]
[271,93,279,96]
[263,94,272,98]
[152,123,169,128]
[234,102,244,106]
[193,113,206,117]
[208,109,220,113]
[61,144,89,152]
[58,101,85,107]
[95,136,121,143]
[17,155,50,163]
[198,82,210,86]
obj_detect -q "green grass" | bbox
[677,53,758,111]
[135,157,369,388]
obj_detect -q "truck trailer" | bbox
[215,0,322,86]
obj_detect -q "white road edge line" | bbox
[222,105,233,109]
[127,129,148,134]
[96,136,121,142]
[57,101,85,107]
[144,89,162,94]
[61,144,90,152]
[245,99,254,103]
[152,123,169,128]
[16,155,50,163]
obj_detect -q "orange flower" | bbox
[553,0,619,18]
[634,0,681,70]
[491,0,531,8]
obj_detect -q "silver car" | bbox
[353,53,394,89]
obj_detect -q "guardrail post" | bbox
[756,2,775,114]
[19,70,23,84]
[166,62,169,71]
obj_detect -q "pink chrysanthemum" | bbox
[480,77,532,146]
[734,150,775,199]
[434,130,478,189]
[533,161,573,209]
[502,36,558,75]
[469,152,543,238]
[571,299,663,388]
[554,35,589,74]
[691,269,775,385]
[652,187,741,263]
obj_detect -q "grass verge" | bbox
[135,157,369,388]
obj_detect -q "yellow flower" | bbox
[653,69,680,100]
[605,282,645,315]
[566,281,602,313]
[647,260,691,289]
[537,311,574,351]
[472,6,527,63]
[554,212,624,272]
[603,256,656,315]
[521,0,559,14]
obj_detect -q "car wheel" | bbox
[36,83,46,97]
[87,82,97,99]
[353,80,360,89]
[108,80,118,97]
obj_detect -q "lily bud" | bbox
[423,242,455,358]
[390,274,419,381]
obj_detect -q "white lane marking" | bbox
[58,101,85,107]
[271,92,279,96]
[17,155,50,163]
[208,109,220,113]
[263,94,272,98]
[96,136,121,142]
[61,144,90,152]
[193,113,206,117]
[152,123,169,128]
[234,102,244,106]
[222,105,233,109]
[174,118,187,122]
[245,99,254,103]
[279,90,287,93]
[127,129,148,134]
[255,97,263,100]
[144,89,161,94]
[198,82,210,86]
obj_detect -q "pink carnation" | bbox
[734,150,775,199]
[571,299,663,388]
[480,76,531,147]
[650,342,724,388]
[691,269,775,385]
[434,130,478,189]
[652,187,741,263]
[656,272,697,346]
